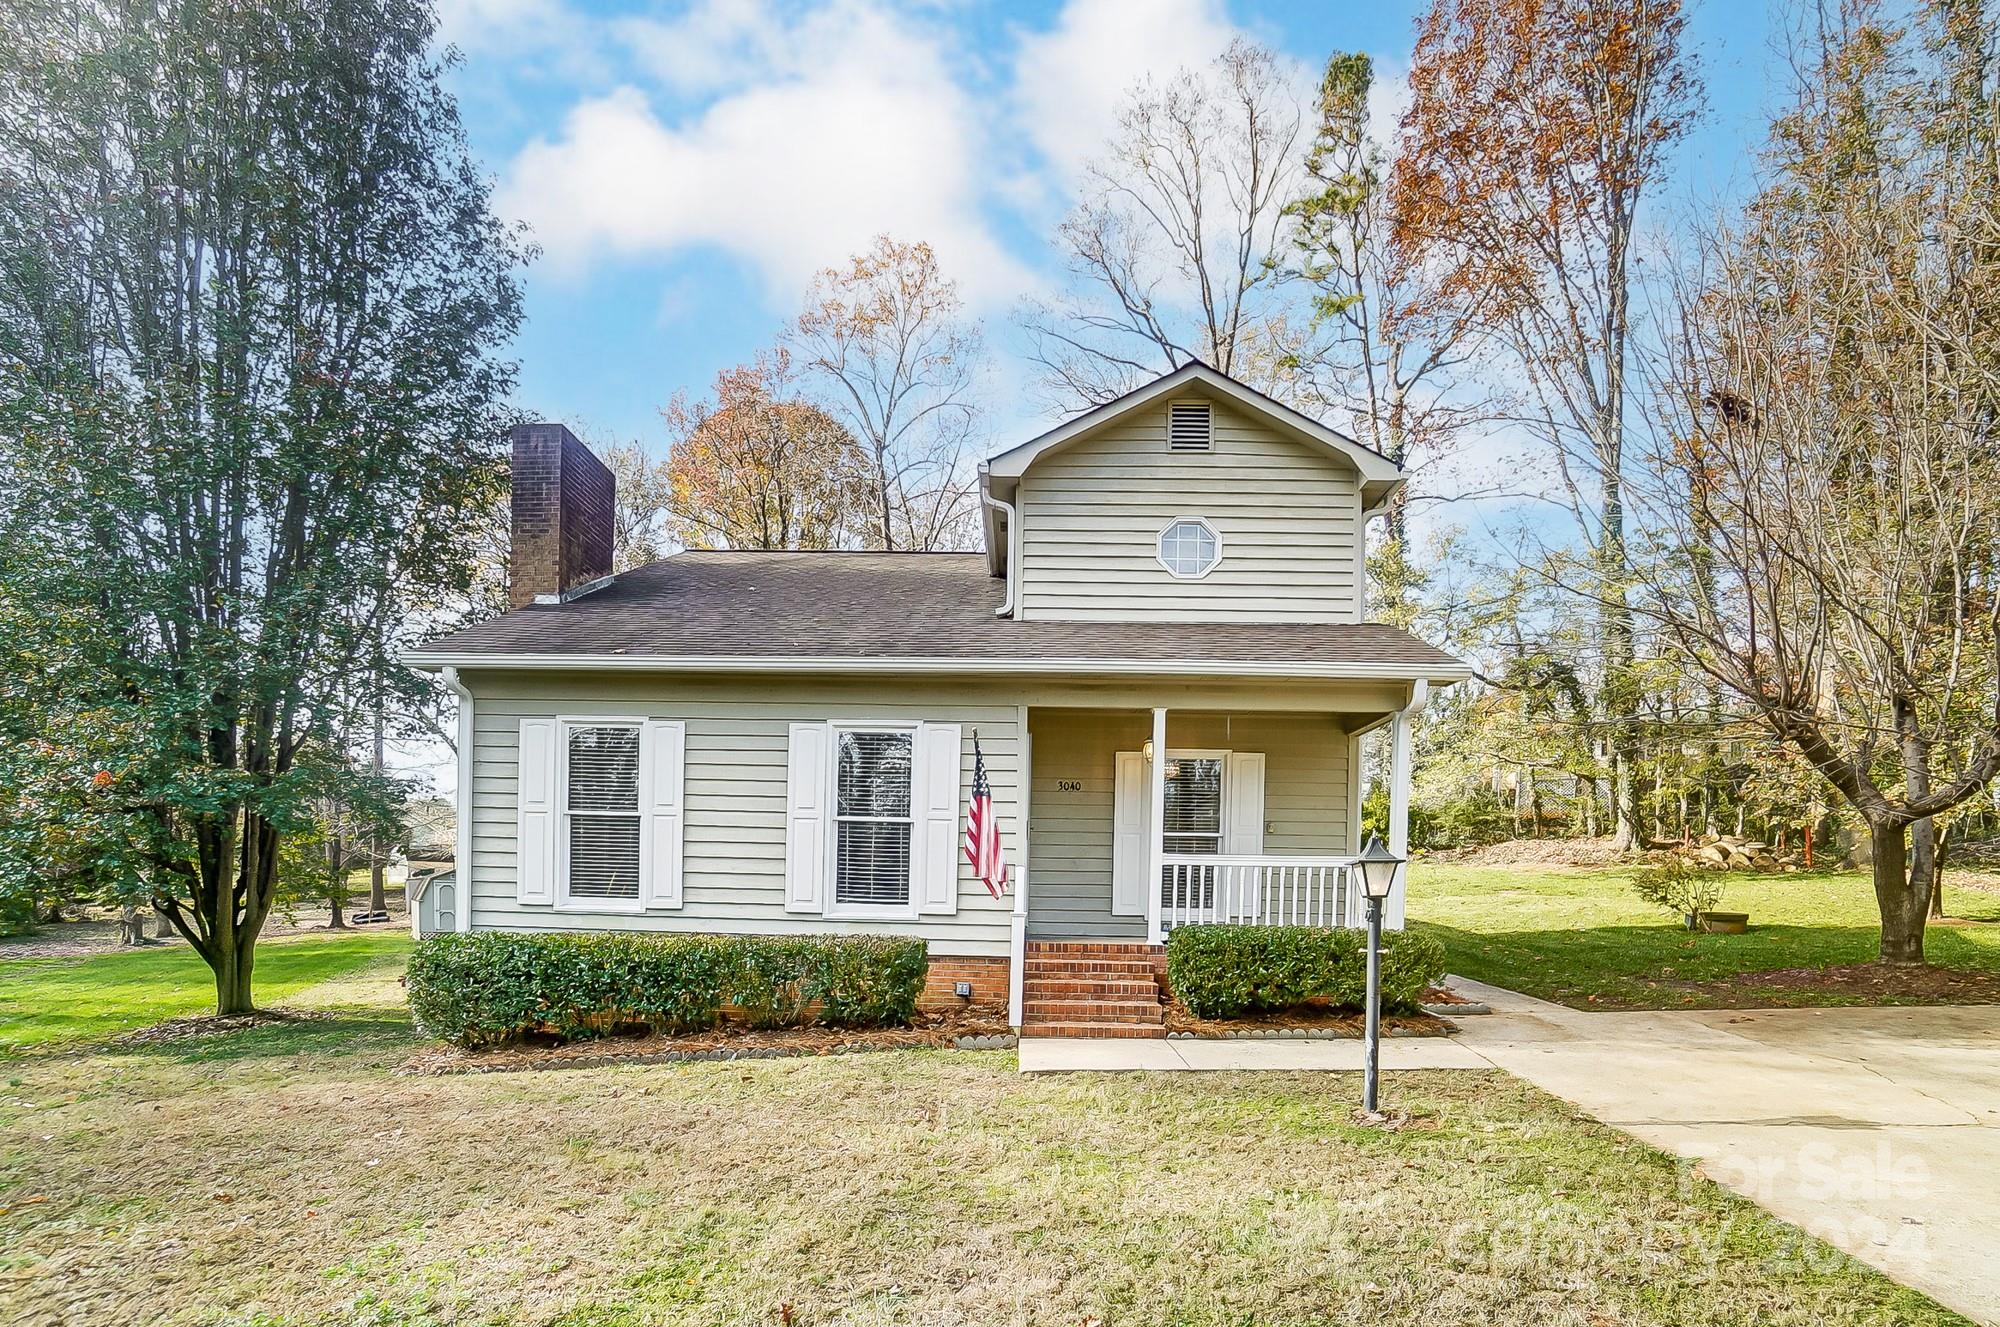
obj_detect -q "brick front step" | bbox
[1026,941,1161,954]
[1019,1021,1168,1039]
[1024,958,1160,974]
[1024,979,1161,999]
[1022,1000,1164,1022]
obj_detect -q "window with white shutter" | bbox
[832,728,915,912]
[562,724,642,903]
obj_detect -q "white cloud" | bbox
[498,0,1032,309]
[613,0,786,97]
[1008,0,1244,185]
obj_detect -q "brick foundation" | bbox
[921,955,1011,1012]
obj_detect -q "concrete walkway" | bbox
[1020,980,2000,1325]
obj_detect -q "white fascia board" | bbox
[983,362,1404,490]
[403,650,1473,684]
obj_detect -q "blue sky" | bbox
[438,0,1786,457]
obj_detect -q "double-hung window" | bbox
[562,724,642,903]
[1162,755,1225,855]
[1161,753,1225,909]
[832,728,915,912]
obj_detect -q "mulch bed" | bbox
[113,1008,336,1046]
[401,1008,1016,1075]
[1585,963,2000,1010]
[1161,996,1451,1039]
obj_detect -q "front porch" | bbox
[1007,691,1425,1032]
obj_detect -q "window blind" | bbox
[1163,756,1223,855]
[566,726,640,900]
[834,730,914,908]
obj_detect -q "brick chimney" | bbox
[509,423,615,609]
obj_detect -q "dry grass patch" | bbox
[0,1008,1967,1326]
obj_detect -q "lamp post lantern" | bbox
[1354,833,1404,1116]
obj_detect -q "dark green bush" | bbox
[1165,925,1446,1020]
[407,931,927,1047]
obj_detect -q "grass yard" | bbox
[1409,862,2000,1010]
[0,932,1973,1325]
[0,929,411,1050]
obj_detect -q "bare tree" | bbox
[598,440,675,571]
[1635,0,2000,964]
[1022,39,1304,407]
[1392,0,1697,849]
[791,237,982,551]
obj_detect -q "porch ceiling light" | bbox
[1356,833,1402,900]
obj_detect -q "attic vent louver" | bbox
[1168,401,1213,452]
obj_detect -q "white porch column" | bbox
[1386,680,1428,929]
[1146,706,1167,945]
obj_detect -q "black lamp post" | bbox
[1354,833,1405,1115]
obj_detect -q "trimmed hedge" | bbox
[1165,925,1446,1020]
[406,931,927,1048]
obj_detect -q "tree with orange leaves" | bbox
[1391,0,1696,850]
[663,351,874,552]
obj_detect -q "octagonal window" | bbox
[1157,517,1221,579]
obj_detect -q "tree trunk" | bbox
[153,906,173,939]
[1871,820,1927,965]
[213,937,255,1015]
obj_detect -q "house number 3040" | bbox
[1056,779,1083,793]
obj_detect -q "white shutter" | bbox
[640,720,686,909]
[1224,752,1266,855]
[784,722,830,913]
[1111,750,1149,916]
[915,723,962,915]
[516,717,557,905]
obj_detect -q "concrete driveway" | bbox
[1448,978,2000,1326]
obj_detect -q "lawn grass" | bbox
[0,939,1972,1325]
[1408,861,2000,1009]
[0,929,412,1051]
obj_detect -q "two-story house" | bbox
[405,362,1469,1037]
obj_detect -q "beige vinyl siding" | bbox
[463,672,1022,956]
[1015,400,1365,623]
[1024,708,1352,940]
[1025,710,1150,940]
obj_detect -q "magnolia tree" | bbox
[1636,0,2000,963]
[0,0,523,1012]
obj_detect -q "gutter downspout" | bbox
[442,666,475,936]
[982,492,1019,618]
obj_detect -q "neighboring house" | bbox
[406,362,1468,1037]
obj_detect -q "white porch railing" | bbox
[1158,854,1359,931]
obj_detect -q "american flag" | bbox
[963,732,1009,899]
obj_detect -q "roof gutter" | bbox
[403,650,1472,684]
[439,666,474,936]
[981,490,1019,618]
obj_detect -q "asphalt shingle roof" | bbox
[410,551,1466,676]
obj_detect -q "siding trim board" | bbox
[410,654,1470,683]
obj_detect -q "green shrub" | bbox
[406,931,927,1047]
[1632,859,1724,930]
[1165,925,1446,1020]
